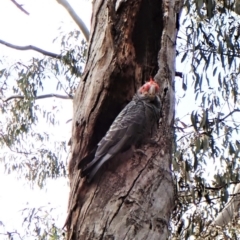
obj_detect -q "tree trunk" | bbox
[66,0,181,239]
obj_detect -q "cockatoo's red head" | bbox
[138,78,160,99]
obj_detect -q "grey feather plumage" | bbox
[79,93,161,182]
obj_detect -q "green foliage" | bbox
[172,0,240,238]
[21,206,65,240]
[0,2,90,240]
[0,26,88,239]
[0,206,65,240]
[0,29,87,187]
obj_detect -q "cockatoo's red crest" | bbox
[138,78,160,95]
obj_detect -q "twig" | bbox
[0,133,32,155]
[56,0,89,41]
[0,232,23,240]
[176,131,194,142]
[204,181,240,191]
[55,75,72,97]
[0,39,61,59]
[219,109,240,122]
[2,94,73,102]
[66,118,72,124]
[10,0,29,15]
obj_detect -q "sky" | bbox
[0,0,91,238]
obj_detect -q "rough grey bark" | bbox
[66,0,181,239]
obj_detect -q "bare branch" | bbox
[56,0,89,41]
[10,0,29,15]
[204,181,240,191]
[2,94,73,102]
[66,118,72,124]
[0,39,61,59]
[219,109,240,122]
[199,47,240,58]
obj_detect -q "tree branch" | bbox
[0,39,61,59]
[204,181,240,191]
[219,109,240,122]
[191,46,240,59]
[56,0,89,41]
[10,0,29,15]
[2,94,73,102]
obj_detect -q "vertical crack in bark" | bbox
[144,227,151,240]
[64,171,81,229]
[90,223,96,239]
[87,0,105,62]
[80,181,100,229]
[99,217,109,240]
[87,84,104,123]
[109,156,152,226]
[69,171,80,208]
[122,226,132,240]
